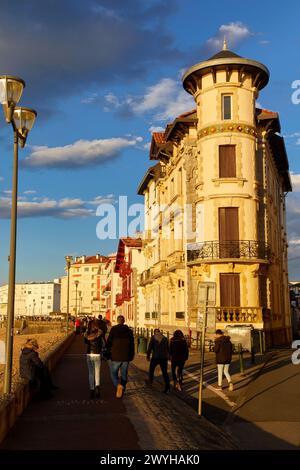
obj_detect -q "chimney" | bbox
[81,255,86,263]
[96,253,100,260]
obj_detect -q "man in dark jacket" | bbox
[146,329,170,393]
[214,329,234,391]
[19,338,57,398]
[106,315,134,398]
[95,314,108,339]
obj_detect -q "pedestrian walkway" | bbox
[0,336,139,450]
[0,335,235,450]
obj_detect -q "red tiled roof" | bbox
[152,132,166,144]
[257,108,278,119]
[72,255,109,265]
[120,237,142,248]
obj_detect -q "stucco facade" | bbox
[138,44,292,345]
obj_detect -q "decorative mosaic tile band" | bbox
[198,123,257,138]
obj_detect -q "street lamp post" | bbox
[75,280,79,317]
[65,255,73,334]
[1,75,37,395]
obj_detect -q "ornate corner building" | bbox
[137,43,292,346]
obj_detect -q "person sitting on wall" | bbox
[19,338,58,399]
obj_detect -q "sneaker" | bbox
[163,386,170,394]
[175,383,182,391]
[116,384,124,398]
[213,385,223,391]
[228,382,234,391]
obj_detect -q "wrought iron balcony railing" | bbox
[187,240,270,262]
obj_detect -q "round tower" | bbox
[183,41,270,328]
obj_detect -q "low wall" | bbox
[0,332,74,443]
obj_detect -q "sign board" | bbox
[196,282,216,334]
[225,325,253,351]
[197,282,216,306]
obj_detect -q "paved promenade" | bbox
[0,336,235,450]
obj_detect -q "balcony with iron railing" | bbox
[187,240,270,264]
[119,262,132,279]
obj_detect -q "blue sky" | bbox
[0,0,300,283]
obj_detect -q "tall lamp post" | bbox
[75,280,79,317]
[65,255,73,333]
[1,76,37,395]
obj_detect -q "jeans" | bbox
[86,354,101,389]
[109,361,129,388]
[217,363,231,387]
[149,358,170,388]
[171,360,185,384]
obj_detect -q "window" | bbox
[145,312,150,320]
[152,311,158,319]
[222,95,232,120]
[178,280,185,288]
[176,311,185,320]
[219,145,236,177]
[84,267,89,272]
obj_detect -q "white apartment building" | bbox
[60,255,110,316]
[0,280,61,317]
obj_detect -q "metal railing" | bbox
[187,240,270,262]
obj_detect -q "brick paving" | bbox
[125,363,236,450]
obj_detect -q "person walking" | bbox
[146,329,170,393]
[95,314,108,340]
[19,338,58,399]
[75,317,81,335]
[84,320,105,399]
[170,330,189,391]
[214,329,234,391]
[105,315,134,398]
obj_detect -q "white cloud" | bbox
[283,132,300,139]
[0,193,117,219]
[23,190,37,195]
[291,173,300,191]
[206,22,252,50]
[256,101,263,109]
[22,137,141,169]
[103,77,195,123]
[149,126,165,133]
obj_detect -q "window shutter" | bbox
[219,145,236,177]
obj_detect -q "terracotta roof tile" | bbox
[152,132,166,144]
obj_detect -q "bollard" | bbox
[251,335,255,364]
[262,330,266,353]
[259,330,264,355]
[238,343,245,375]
